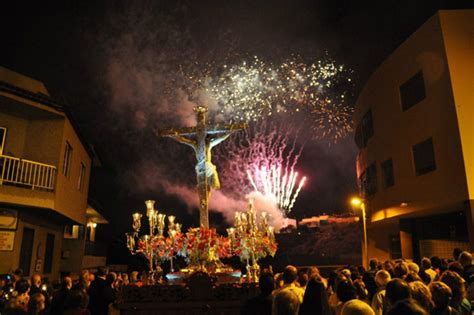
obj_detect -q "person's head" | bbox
[307,266,320,279]
[273,289,300,315]
[407,262,420,274]
[62,276,72,290]
[13,268,23,282]
[405,271,422,283]
[97,266,108,278]
[375,270,391,288]
[341,299,375,315]
[282,265,298,285]
[28,293,46,314]
[106,273,117,286]
[453,248,463,261]
[297,272,308,288]
[122,273,129,282]
[369,259,378,271]
[353,279,368,301]
[409,281,434,312]
[385,278,411,307]
[80,270,90,282]
[386,299,428,315]
[421,258,432,270]
[448,261,464,276]
[393,262,408,279]
[439,270,466,305]
[458,251,472,267]
[301,278,330,314]
[31,274,41,287]
[336,280,357,303]
[429,281,452,311]
[259,272,275,296]
[430,256,442,270]
[15,278,30,295]
[130,271,139,283]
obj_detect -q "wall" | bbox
[0,111,28,157]
[54,118,91,224]
[354,12,469,223]
[23,118,64,165]
[61,238,86,274]
[440,10,474,201]
[0,209,63,281]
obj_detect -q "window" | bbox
[0,127,6,155]
[400,71,426,111]
[43,233,55,274]
[359,163,377,197]
[413,138,436,176]
[19,228,35,276]
[381,159,394,188]
[62,142,73,176]
[361,110,374,146]
[78,162,86,191]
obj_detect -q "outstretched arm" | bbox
[166,134,197,150]
[210,132,233,149]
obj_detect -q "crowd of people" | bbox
[245,249,474,315]
[1,248,473,315]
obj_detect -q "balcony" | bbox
[0,154,56,191]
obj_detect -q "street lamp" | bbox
[350,197,368,269]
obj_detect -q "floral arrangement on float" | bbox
[126,199,278,282]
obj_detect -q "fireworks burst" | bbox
[216,121,306,215]
[189,55,353,143]
[247,165,306,215]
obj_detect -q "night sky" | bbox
[1,0,472,262]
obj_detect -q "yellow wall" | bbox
[354,11,469,222]
[54,118,91,224]
[439,10,474,200]
[0,212,63,281]
[0,111,28,157]
[23,118,64,165]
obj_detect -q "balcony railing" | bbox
[0,154,56,191]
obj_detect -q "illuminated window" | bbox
[400,71,426,111]
[359,163,377,197]
[78,162,86,191]
[413,138,436,176]
[0,127,6,155]
[381,158,394,188]
[62,142,73,176]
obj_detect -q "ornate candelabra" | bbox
[126,200,182,280]
[229,200,277,282]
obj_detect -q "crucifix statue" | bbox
[160,106,246,228]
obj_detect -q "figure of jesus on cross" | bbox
[160,106,246,228]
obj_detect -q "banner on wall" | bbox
[0,209,18,230]
[0,231,15,251]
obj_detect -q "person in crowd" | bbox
[393,262,408,279]
[272,266,305,304]
[421,258,437,282]
[363,261,378,301]
[334,280,357,315]
[405,271,423,283]
[408,262,420,275]
[439,270,471,315]
[15,279,30,312]
[88,267,107,315]
[341,299,375,315]
[296,272,308,289]
[128,271,140,287]
[458,252,474,284]
[121,273,129,286]
[431,257,443,275]
[74,270,91,292]
[50,276,72,315]
[371,270,391,315]
[29,274,49,311]
[273,289,300,315]
[384,278,411,313]
[448,262,464,278]
[27,292,46,315]
[429,281,458,315]
[386,299,428,315]
[408,281,434,313]
[453,248,463,262]
[353,279,370,304]
[242,272,274,315]
[299,278,331,315]
[382,261,395,278]
[63,289,91,315]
